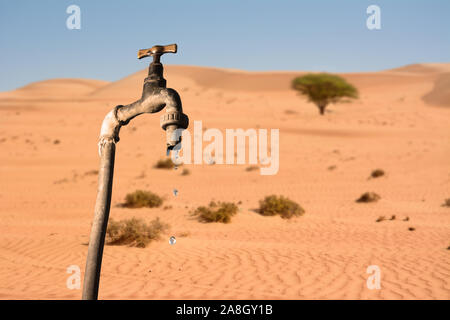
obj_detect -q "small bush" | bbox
[193,201,238,223]
[246,165,259,172]
[356,192,380,203]
[442,198,450,207]
[106,217,169,248]
[123,190,163,208]
[370,169,385,178]
[84,170,99,176]
[181,168,190,176]
[258,195,305,219]
[178,231,190,237]
[376,216,386,222]
[154,158,176,169]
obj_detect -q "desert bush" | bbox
[84,170,99,176]
[178,231,190,237]
[106,217,169,248]
[258,195,305,219]
[442,198,450,207]
[154,158,176,169]
[181,168,190,176]
[370,169,385,178]
[123,190,163,208]
[245,165,259,172]
[356,192,380,203]
[193,201,238,223]
[376,216,386,222]
[292,73,358,115]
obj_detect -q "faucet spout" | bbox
[97,87,188,155]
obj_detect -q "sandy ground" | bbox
[0,63,449,300]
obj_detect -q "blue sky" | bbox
[0,0,448,91]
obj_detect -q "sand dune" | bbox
[389,63,450,74]
[89,63,450,99]
[0,63,449,299]
[0,79,109,102]
[423,72,450,107]
[3,63,450,102]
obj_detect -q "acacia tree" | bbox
[292,73,358,115]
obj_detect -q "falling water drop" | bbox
[169,236,176,245]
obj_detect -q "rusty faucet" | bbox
[82,44,188,300]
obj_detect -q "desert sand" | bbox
[0,63,449,299]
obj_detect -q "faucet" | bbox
[82,44,188,300]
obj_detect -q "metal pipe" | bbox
[82,141,115,300]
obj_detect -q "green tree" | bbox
[292,73,358,115]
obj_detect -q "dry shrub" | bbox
[442,198,450,207]
[106,217,169,248]
[154,158,176,169]
[356,192,380,203]
[193,201,238,223]
[178,231,190,237]
[258,195,305,219]
[370,169,385,178]
[123,190,163,208]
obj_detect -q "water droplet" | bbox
[173,189,178,196]
[169,236,176,245]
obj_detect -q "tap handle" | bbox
[137,44,177,62]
